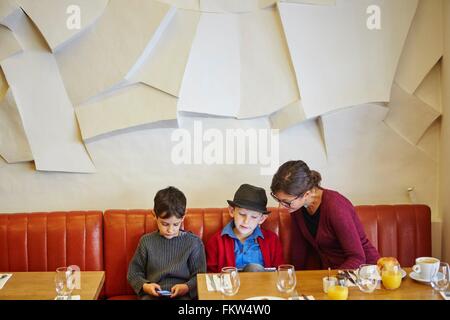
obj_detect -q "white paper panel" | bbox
[395,0,443,94]
[278,0,418,118]
[417,119,440,161]
[322,103,437,210]
[0,0,19,23]
[200,0,276,12]
[178,6,299,118]
[128,9,200,97]
[75,84,178,141]
[0,89,33,163]
[239,6,299,118]
[269,100,306,131]
[178,13,240,117]
[415,62,442,113]
[158,0,200,10]
[278,117,328,175]
[16,0,109,52]
[384,83,441,145]
[0,25,22,61]
[0,68,7,100]
[55,0,174,105]
[1,9,49,51]
[280,0,335,5]
[1,52,95,173]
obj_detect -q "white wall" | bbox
[0,110,439,213]
[440,0,450,262]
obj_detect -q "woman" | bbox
[270,160,380,270]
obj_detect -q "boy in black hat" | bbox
[205,184,284,273]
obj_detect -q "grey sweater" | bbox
[127,230,206,299]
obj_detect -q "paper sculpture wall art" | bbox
[0,89,33,163]
[158,0,200,11]
[0,0,19,24]
[55,0,175,106]
[127,8,200,97]
[0,25,22,61]
[415,61,442,113]
[75,83,178,142]
[16,0,109,52]
[384,83,441,145]
[269,100,306,131]
[395,0,443,95]
[199,0,277,12]
[0,68,7,100]
[1,9,49,51]
[417,119,440,162]
[0,0,443,218]
[1,51,96,173]
[321,103,437,210]
[278,0,418,119]
[178,6,299,119]
[280,0,335,5]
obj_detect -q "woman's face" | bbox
[273,190,309,213]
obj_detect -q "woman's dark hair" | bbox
[154,186,187,219]
[270,160,322,196]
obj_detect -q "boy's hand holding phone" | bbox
[156,290,172,296]
[142,283,161,297]
[170,284,189,298]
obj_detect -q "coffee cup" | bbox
[412,257,440,281]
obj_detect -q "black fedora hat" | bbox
[227,184,270,214]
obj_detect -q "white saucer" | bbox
[409,271,444,283]
[400,269,407,278]
[246,296,286,300]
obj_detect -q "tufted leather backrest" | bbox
[103,205,431,298]
[356,205,431,267]
[0,211,103,272]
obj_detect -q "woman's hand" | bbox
[170,283,189,298]
[142,283,161,296]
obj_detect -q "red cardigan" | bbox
[206,228,285,273]
[291,189,380,270]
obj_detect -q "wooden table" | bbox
[197,268,443,300]
[0,271,105,300]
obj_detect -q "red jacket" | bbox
[206,228,285,273]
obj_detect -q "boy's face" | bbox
[228,207,267,239]
[155,214,185,239]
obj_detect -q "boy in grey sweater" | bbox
[127,186,206,300]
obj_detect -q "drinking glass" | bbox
[55,267,76,300]
[327,283,349,300]
[356,264,379,293]
[327,274,349,300]
[276,264,296,293]
[381,262,402,290]
[430,262,450,292]
[220,267,240,296]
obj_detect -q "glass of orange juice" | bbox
[327,275,348,300]
[381,262,402,290]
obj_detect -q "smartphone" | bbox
[156,290,172,296]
